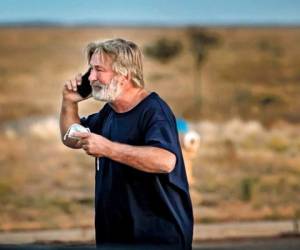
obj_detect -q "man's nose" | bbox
[88,69,97,82]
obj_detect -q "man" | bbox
[60,38,193,249]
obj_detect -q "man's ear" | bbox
[124,72,132,82]
[120,72,132,85]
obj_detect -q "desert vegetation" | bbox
[0,26,300,230]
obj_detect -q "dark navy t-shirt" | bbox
[80,92,193,249]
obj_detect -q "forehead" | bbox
[89,52,113,68]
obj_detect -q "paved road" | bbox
[194,220,299,240]
[1,220,299,244]
[0,220,299,249]
[194,237,300,250]
[1,237,300,250]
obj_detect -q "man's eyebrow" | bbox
[89,64,106,69]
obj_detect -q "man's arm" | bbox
[59,73,88,149]
[75,132,176,174]
[59,99,81,148]
[109,142,176,174]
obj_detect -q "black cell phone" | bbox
[77,68,92,98]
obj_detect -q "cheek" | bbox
[100,73,112,83]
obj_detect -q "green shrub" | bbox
[0,181,14,198]
[186,28,220,66]
[240,178,255,202]
[267,136,289,152]
[144,38,182,63]
[258,94,282,107]
[257,39,283,57]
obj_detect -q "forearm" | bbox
[106,142,176,174]
[59,99,81,148]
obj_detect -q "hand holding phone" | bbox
[77,68,92,98]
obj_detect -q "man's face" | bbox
[88,52,122,102]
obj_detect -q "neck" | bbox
[109,87,149,113]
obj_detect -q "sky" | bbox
[0,0,300,26]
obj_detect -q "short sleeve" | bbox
[144,118,190,194]
[144,120,179,156]
[142,107,190,194]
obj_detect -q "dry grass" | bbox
[191,119,300,222]
[1,27,299,123]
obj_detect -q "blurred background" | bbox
[0,0,300,245]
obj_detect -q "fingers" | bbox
[81,142,95,156]
[73,132,90,139]
[64,73,82,92]
[78,133,103,157]
[75,73,82,86]
[78,135,89,151]
[64,79,77,92]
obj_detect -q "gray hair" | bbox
[86,38,144,88]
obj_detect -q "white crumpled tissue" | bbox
[63,123,90,141]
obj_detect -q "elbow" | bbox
[61,136,70,147]
[162,153,176,173]
[62,139,73,148]
[61,137,81,149]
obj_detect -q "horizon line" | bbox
[0,20,300,28]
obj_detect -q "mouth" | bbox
[93,85,102,90]
[92,84,105,91]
